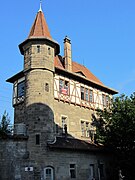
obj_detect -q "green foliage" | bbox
[95,93,135,148]
[93,92,135,179]
[0,111,11,137]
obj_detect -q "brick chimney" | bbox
[64,36,72,71]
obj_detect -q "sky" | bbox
[0,0,135,123]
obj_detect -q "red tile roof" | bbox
[48,137,106,152]
[54,55,103,86]
[28,11,52,39]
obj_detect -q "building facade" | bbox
[1,4,117,180]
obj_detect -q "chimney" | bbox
[64,36,72,71]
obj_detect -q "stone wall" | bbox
[0,137,114,180]
[0,137,28,180]
[54,99,94,139]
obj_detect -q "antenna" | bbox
[39,0,42,12]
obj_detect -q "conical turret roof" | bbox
[19,7,60,55]
[28,9,52,39]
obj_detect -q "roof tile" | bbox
[54,55,103,85]
[28,11,52,39]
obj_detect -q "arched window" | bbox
[44,167,54,180]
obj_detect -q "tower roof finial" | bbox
[39,0,42,12]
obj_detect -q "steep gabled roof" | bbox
[28,10,52,39]
[54,55,103,86]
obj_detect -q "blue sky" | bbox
[0,0,135,122]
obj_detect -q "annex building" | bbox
[0,4,117,180]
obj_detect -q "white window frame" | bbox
[61,115,68,133]
[44,167,54,180]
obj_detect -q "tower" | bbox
[19,6,60,150]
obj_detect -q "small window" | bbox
[81,121,85,137]
[106,95,109,107]
[56,124,59,134]
[90,164,95,179]
[37,45,40,53]
[81,86,84,100]
[61,116,67,133]
[86,122,90,137]
[99,164,104,178]
[45,83,49,92]
[85,88,89,101]
[36,134,40,145]
[70,164,76,179]
[102,94,106,106]
[89,90,93,102]
[17,81,25,98]
[48,47,51,55]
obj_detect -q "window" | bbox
[90,164,95,179]
[99,164,104,178]
[85,88,89,101]
[81,121,94,138]
[36,134,40,145]
[86,122,90,137]
[102,94,106,106]
[89,90,93,102]
[106,95,109,107]
[70,164,76,178]
[44,167,54,180]
[56,124,59,134]
[48,47,51,55]
[102,94,110,107]
[81,87,94,103]
[81,121,85,137]
[61,116,67,133]
[59,79,69,95]
[81,86,84,100]
[17,81,25,98]
[37,45,40,53]
[45,83,49,92]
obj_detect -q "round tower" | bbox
[19,7,60,145]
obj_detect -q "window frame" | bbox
[59,78,69,95]
[81,86,85,100]
[81,121,85,137]
[69,164,76,179]
[44,167,54,180]
[35,134,40,145]
[37,45,40,53]
[89,164,95,179]
[81,86,94,103]
[89,89,94,102]
[17,81,25,98]
[61,116,68,133]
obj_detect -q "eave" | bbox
[6,70,24,83]
[19,37,60,55]
[55,67,118,95]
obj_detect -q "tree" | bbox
[93,93,135,179]
[0,111,11,137]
